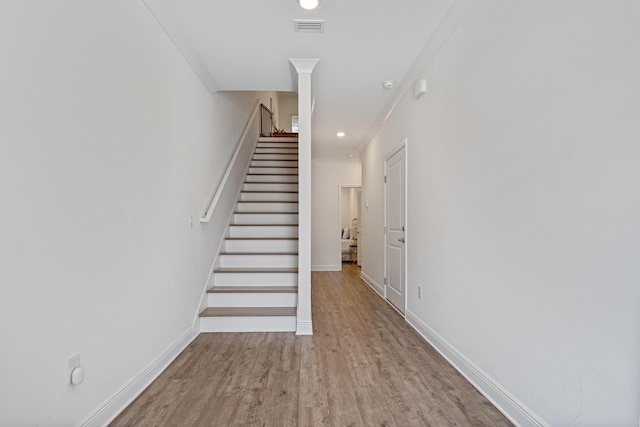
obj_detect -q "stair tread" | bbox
[200,307,297,317]
[229,223,298,226]
[220,252,298,256]
[208,286,298,293]
[247,173,298,176]
[237,201,298,203]
[250,165,298,167]
[234,211,298,215]
[215,268,298,273]
[241,190,299,193]
[244,181,298,184]
[225,237,298,240]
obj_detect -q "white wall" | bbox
[340,187,359,230]
[0,2,258,425]
[312,159,361,271]
[349,188,359,227]
[278,92,298,133]
[360,1,640,426]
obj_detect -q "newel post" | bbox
[289,58,318,335]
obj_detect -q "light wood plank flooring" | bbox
[111,264,513,426]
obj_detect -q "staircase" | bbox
[199,137,299,332]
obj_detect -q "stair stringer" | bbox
[195,135,261,327]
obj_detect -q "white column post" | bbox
[289,58,318,335]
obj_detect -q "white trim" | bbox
[196,234,226,323]
[290,58,319,337]
[258,136,300,143]
[405,310,550,427]
[360,270,384,297]
[312,264,341,271]
[200,100,260,223]
[289,58,320,74]
[142,0,219,94]
[80,328,198,427]
[295,320,313,336]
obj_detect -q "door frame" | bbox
[383,139,408,315]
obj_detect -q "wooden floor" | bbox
[111,264,513,426]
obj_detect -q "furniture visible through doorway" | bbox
[341,219,358,263]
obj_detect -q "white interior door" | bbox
[385,145,406,313]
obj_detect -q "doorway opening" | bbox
[339,185,361,268]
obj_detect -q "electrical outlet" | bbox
[418,286,422,300]
[68,353,81,384]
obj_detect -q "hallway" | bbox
[112,265,512,426]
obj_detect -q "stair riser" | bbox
[255,148,298,154]
[225,239,298,252]
[255,145,298,151]
[236,202,298,212]
[207,292,297,307]
[253,154,298,161]
[245,175,298,183]
[249,167,298,174]
[243,183,298,192]
[219,254,298,268]
[240,192,298,202]
[251,160,298,167]
[214,272,298,286]
[232,213,298,224]
[200,316,296,332]
[229,225,298,238]
[258,137,298,143]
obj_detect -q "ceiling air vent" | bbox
[293,19,324,33]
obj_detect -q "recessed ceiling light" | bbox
[347,154,354,158]
[337,132,346,137]
[298,0,319,10]
[382,80,396,89]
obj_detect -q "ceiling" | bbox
[149,0,455,159]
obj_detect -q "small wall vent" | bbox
[293,19,324,33]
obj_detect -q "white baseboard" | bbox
[360,270,384,297]
[312,264,341,271]
[296,320,313,335]
[405,310,549,427]
[80,327,198,427]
